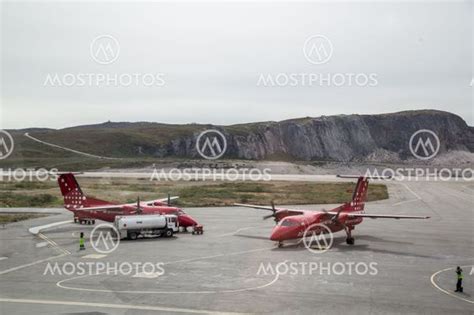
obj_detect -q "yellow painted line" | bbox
[0,232,71,275]
[430,265,473,304]
[0,297,249,314]
[38,233,71,255]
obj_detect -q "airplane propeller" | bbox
[262,201,278,223]
[135,196,143,214]
[167,193,171,206]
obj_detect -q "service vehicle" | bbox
[114,214,179,240]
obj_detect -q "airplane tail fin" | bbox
[58,173,86,209]
[350,176,369,211]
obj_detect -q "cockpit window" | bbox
[280,219,298,227]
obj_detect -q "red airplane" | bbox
[57,173,199,229]
[234,175,430,248]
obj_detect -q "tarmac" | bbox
[0,179,473,314]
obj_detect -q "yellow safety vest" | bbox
[79,238,85,246]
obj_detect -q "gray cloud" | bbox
[1,1,472,129]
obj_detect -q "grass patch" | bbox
[0,193,59,207]
[0,213,49,224]
[0,178,388,208]
[173,182,388,207]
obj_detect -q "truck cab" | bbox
[165,214,179,233]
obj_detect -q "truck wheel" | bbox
[92,220,95,225]
[129,232,138,240]
[165,229,173,238]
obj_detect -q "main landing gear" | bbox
[74,217,95,225]
[345,226,355,245]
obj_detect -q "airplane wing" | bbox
[347,213,430,219]
[71,204,125,211]
[233,203,306,216]
[70,196,180,211]
[131,196,179,206]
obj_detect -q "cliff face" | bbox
[13,110,474,162]
[171,110,473,161]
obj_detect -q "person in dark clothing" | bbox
[455,266,463,293]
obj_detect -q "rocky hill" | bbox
[6,110,474,163]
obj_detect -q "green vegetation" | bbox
[173,182,388,207]
[0,213,49,224]
[0,178,388,208]
[0,193,59,207]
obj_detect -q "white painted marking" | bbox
[430,265,474,304]
[401,183,422,200]
[81,254,107,259]
[0,253,67,275]
[35,242,48,248]
[0,231,71,275]
[216,226,256,237]
[24,133,120,160]
[132,272,162,279]
[392,183,422,206]
[0,257,8,261]
[56,246,278,294]
[28,220,74,235]
[0,298,246,314]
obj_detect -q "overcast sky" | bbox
[1,1,472,129]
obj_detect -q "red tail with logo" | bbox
[58,173,111,210]
[350,176,369,211]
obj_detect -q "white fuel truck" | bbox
[114,214,179,240]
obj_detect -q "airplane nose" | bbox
[270,226,301,241]
[179,215,198,227]
[270,227,285,241]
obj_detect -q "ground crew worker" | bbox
[79,232,85,250]
[455,266,463,293]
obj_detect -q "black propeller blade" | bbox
[136,196,142,214]
[262,201,279,224]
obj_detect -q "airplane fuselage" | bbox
[269,207,364,242]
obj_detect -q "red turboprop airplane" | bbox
[58,173,199,229]
[234,175,430,247]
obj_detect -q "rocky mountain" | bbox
[7,110,474,163]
